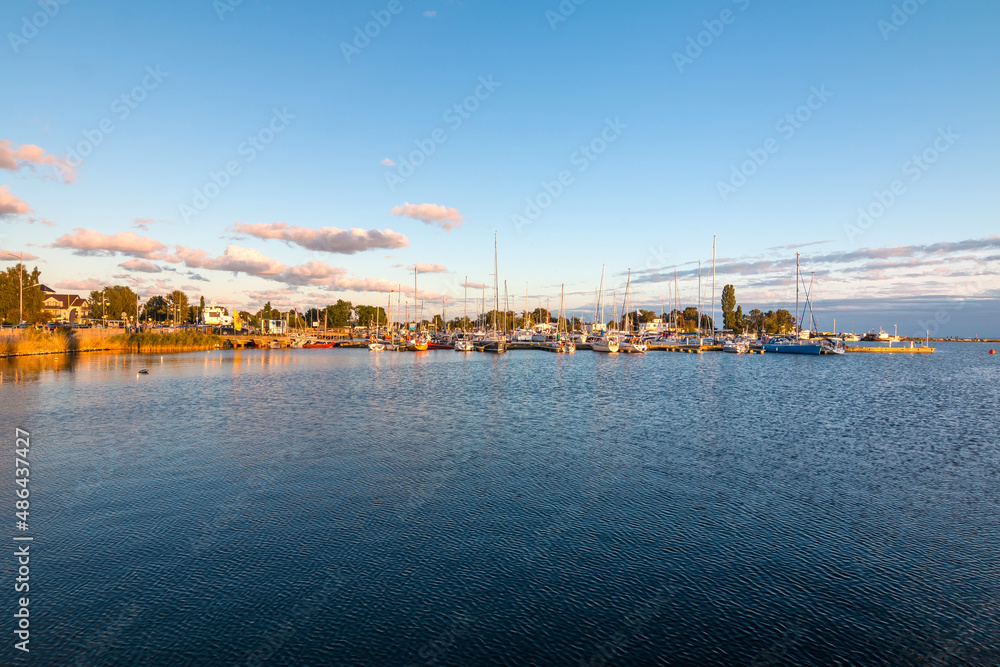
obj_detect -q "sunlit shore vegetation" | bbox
[0,328,226,358]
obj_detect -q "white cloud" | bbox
[230,221,409,254]
[0,185,32,217]
[390,202,464,231]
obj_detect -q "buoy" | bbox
[990,349,996,355]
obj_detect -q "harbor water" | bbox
[1,344,998,665]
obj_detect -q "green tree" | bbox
[1,264,45,324]
[721,284,737,330]
[199,295,205,321]
[323,299,353,327]
[166,290,190,324]
[356,305,387,327]
[733,305,744,334]
[142,295,169,322]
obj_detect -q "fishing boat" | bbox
[592,332,620,353]
[406,335,429,352]
[722,340,749,354]
[619,334,647,354]
[303,340,336,348]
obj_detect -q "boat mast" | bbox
[697,260,702,337]
[559,284,565,334]
[503,280,508,333]
[711,235,716,338]
[599,265,606,329]
[673,269,678,333]
[493,232,499,333]
[464,276,468,331]
[795,253,800,336]
[623,268,631,334]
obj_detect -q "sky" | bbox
[1,0,998,336]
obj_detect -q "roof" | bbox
[43,294,89,309]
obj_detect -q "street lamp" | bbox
[2,250,24,324]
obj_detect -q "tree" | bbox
[733,305,744,334]
[199,295,205,322]
[1,264,45,324]
[430,314,444,330]
[721,284,737,330]
[323,300,353,327]
[356,305,387,327]
[762,309,795,334]
[142,295,169,322]
[166,290,190,324]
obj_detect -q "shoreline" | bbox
[0,329,228,359]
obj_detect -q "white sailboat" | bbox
[592,266,620,353]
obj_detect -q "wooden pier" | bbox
[846,345,935,354]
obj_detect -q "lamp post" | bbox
[2,250,24,324]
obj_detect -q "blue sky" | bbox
[2,0,998,335]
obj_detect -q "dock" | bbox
[846,346,935,353]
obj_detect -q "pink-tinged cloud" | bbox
[119,259,163,273]
[51,228,168,258]
[0,250,40,262]
[411,263,448,274]
[381,158,396,166]
[133,217,154,230]
[0,139,77,183]
[230,222,409,254]
[53,278,104,291]
[390,202,464,231]
[276,260,347,286]
[173,245,286,276]
[0,186,32,216]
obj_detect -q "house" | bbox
[39,286,90,323]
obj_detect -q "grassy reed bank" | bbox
[106,331,227,353]
[0,328,227,358]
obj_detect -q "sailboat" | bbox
[406,266,429,351]
[763,254,845,356]
[369,291,386,350]
[477,234,506,353]
[591,266,620,353]
[618,269,647,354]
[455,276,474,351]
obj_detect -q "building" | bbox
[39,285,90,323]
[201,303,233,326]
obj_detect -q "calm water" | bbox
[2,344,999,665]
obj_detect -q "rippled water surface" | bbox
[2,344,999,665]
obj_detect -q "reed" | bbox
[105,330,227,353]
[0,327,77,357]
[0,328,227,357]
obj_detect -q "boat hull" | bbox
[763,343,823,355]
